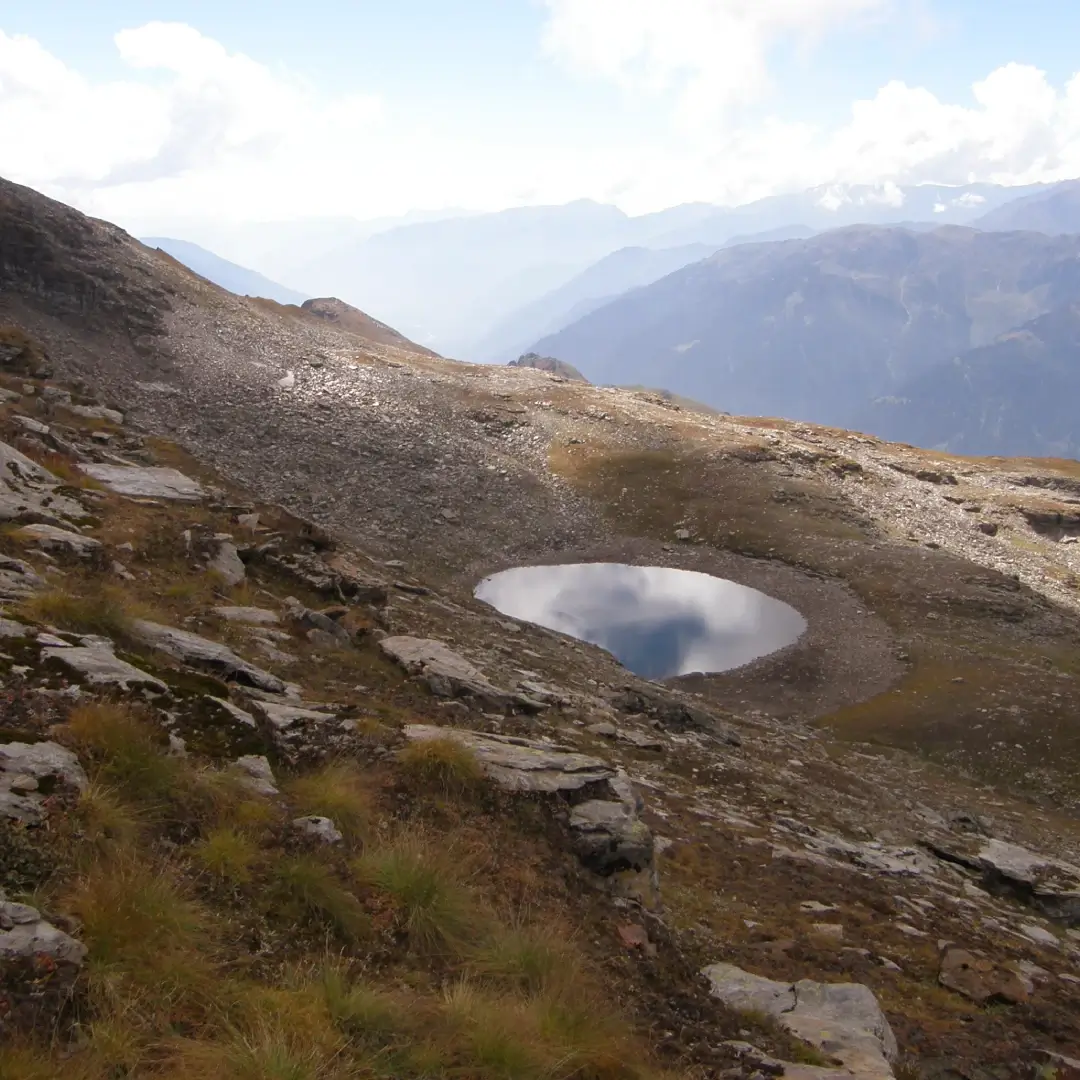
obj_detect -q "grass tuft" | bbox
[397,736,484,797]
[469,919,581,996]
[20,585,139,640]
[272,856,370,944]
[355,830,479,953]
[65,701,184,810]
[194,827,260,885]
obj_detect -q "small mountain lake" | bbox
[475,563,807,680]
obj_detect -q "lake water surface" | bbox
[475,563,806,680]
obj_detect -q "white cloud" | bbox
[2,18,1080,231]
[0,23,384,217]
[541,0,888,128]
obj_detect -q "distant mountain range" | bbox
[147,178,1080,457]
[192,180,1051,359]
[474,225,817,363]
[142,237,308,306]
[527,225,1080,457]
[976,179,1080,235]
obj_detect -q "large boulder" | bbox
[381,637,513,710]
[702,963,898,1079]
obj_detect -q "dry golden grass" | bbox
[19,585,141,640]
[396,735,484,797]
[271,856,371,945]
[355,829,482,954]
[285,761,374,846]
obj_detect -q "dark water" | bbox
[475,563,807,680]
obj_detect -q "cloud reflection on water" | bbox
[475,563,806,680]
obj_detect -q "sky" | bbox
[2,0,1080,235]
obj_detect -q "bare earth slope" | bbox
[4,176,1080,1076]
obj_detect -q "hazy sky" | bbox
[3,1,1080,232]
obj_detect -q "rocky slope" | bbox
[3,175,1080,1077]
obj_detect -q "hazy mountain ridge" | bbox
[528,224,1080,455]
[141,236,309,306]
[474,225,819,364]
[864,301,1080,456]
[976,179,1080,234]
[216,181,1055,358]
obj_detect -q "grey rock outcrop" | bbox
[381,636,513,710]
[78,464,206,501]
[0,741,88,823]
[0,439,87,527]
[569,798,654,873]
[703,962,898,1079]
[0,554,43,599]
[403,725,613,793]
[214,606,279,625]
[130,619,286,693]
[928,836,1080,924]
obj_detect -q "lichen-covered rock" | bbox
[381,637,513,710]
[130,620,286,694]
[207,541,245,586]
[702,963,898,1079]
[0,892,86,1038]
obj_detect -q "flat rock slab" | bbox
[214,605,280,625]
[250,699,336,732]
[14,523,101,558]
[703,962,898,1079]
[929,836,1080,925]
[404,724,614,793]
[130,620,285,693]
[79,464,206,501]
[42,642,167,692]
[381,636,513,709]
[0,741,88,824]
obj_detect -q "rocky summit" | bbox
[1,174,1080,1078]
